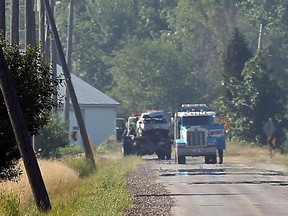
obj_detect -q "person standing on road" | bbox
[217,139,226,164]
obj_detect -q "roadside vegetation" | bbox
[0,145,142,216]
[1,140,288,215]
[225,140,288,166]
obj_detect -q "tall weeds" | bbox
[0,156,142,215]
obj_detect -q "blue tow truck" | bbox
[174,104,226,164]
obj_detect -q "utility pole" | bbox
[257,23,263,52]
[25,0,34,46]
[0,0,5,36]
[42,0,96,166]
[38,0,45,50]
[0,46,51,212]
[50,0,58,114]
[63,0,74,125]
[10,0,19,45]
[44,5,50,59]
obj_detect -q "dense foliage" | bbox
[236,53,287,145]
[53,0,253,114]
[0,41,61,180]
[35,114,69,159]
[108,39,192,114]
[51,0,288,147]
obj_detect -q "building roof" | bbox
[57,65,120,106]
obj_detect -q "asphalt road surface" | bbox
[149,157,288,216]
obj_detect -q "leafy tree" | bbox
[167,0,249,102]
[54,0,177,93]
[228,53,288,145]
[35,114,69,158]
[0,41,61,181]
[238,0,288,88]
[108,38,192,115]
[217,28,253,116]
[53,0,255,112]
[223,28,253,81]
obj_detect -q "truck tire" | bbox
[123,143,131,156]
[122,137,133,156]
[211,154,217,164]
[122,146,129,156]
[159,147,171,160]
[177,155,186,164]
[156,151,165,160]
[165,141,172,160]
[165,152,171,160]
[204,155,210,164]
[157,153,165,160]
[205,154,217,164]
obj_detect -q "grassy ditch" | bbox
[225,140,288,166]
[0,155,142,216]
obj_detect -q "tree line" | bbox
[54,0,288,147]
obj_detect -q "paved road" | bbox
[149,157,288,216]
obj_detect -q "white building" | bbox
[57,68,120,146]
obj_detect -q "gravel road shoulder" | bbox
[124,161,174,216]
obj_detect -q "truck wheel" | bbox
[122,144,128,156]
[177,155,186,164]
[122,146,126,156]
[123,143,131,156]
[157,151,165,160]
[165,141,172,160]
[205,155,217,164]
[165,152,171,160]
[204,155,210,164]
[211,154,217,164]
[123,146,129,156]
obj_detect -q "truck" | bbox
[174,103,226,164]
[122,111,172,160]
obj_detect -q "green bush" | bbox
[57,144,84,157]
[0,41,61,181]
[0,192,20,216]
[96,136,121,154]
[36,114,69,158]
[64,158,95,178]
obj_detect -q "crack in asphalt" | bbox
[184,180,288,185]
[158,167,288,186]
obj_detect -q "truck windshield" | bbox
[182,116,213,126]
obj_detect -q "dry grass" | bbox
[0,159,79,208]
[224,140,288,165]
[0,155,141,215]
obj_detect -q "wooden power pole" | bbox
[38,0,45,50]
[25,0,33,46]
[10,0,19,45]
[42,0,96,166]
[0,0,5,35]
[63,0,74,125]
[0,46,51,212]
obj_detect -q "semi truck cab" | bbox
[174,104,225,164]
